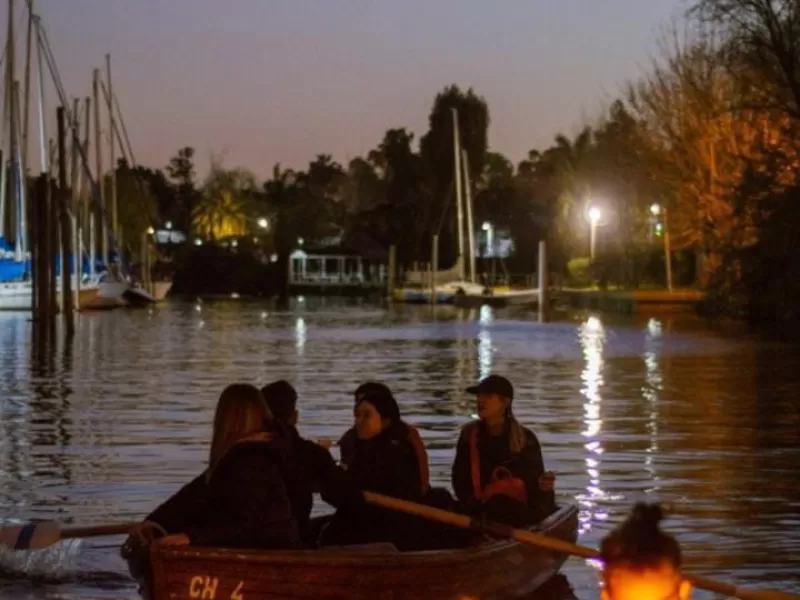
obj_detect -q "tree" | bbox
[341,157,383,214]
[625,24,778,283]
[419,85,490,267]
[691,0,800,119]
[263,164,302,297]
[109,160,159,257]
[166,147,198,233]
[192,160,257,240]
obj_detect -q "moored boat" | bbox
[453,287,539,309]
[134,503,579,600]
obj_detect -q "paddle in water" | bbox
[362,491,800,600]
[0,521,137,551]
[0,520,138,579]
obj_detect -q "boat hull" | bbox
[392,288,455,304]
[138,504,579,600]
[453,288,539,309]
[152,281,172,302]
[0,280,101,311]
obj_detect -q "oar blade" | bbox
[0,521,61,550]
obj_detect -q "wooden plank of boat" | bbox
[137,503,579,600]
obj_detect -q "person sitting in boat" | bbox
[122,383,301,554]
[451,374,556,527]
[261,379,339,547]
[319,387,425,551]
[600,503,691,600]
[336,381,430,495]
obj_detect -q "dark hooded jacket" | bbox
[275,421,340,546]
[145,434,300,549]
[321,421,424,550]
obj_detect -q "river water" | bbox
[0,298,798,599]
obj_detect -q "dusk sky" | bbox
[10,0,683,179]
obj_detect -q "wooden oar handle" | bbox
[687,574,800,600]
[60,522,140,539]
[362,492,800,600]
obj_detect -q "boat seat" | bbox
[320,542,399,554]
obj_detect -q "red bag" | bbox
[469,427,528,504]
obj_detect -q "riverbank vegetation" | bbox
[106,0,800,327]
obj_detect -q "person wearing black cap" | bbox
[451,374,556,526]
[319,387,424,550]
[261,380,339,547]
[336,382,430,495]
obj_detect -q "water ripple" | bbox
[1,300,799,598]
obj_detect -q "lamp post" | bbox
[650,203,673,292]
[588,206,601,261]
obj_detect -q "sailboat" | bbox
[393,108,487,304]
[0,0,100,311]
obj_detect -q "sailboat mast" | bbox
[92,68,106,265]
[105,54,117,251]
[451,107,465,281]
[461,149,476,284]
[21,0,32,172]
[0,0,10,244]
[7,0,22,260]
[82,96,94,278]
[34,14,47,173]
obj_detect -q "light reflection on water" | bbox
[1,299,799,600]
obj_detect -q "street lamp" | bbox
[588,206,601,261]
[481,221,494,258]
[257,218,269,229]
[650,203,673,292]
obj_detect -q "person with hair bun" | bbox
[337,382,430,495]
[600,503,691,600]
[452,375,556,526]
[319,387,424,550]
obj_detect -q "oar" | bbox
[0,520,138,551]
[363,491,800,600]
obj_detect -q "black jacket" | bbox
[321,424,423,550]
[146,436,301,549]
[278,423,339,546]
[451,421,555,517]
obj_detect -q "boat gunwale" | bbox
[151,503,578,568]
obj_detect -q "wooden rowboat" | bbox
[134,503,579,600]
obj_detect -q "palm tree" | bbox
[192,160,257,240]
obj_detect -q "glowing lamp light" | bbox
[588,206,601,224]
[650,203,661,216]
[257,218,269,229]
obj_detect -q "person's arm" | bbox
[451,426,475,503]
[183,450,299,549]
[145,473,207,534]
[518,431,555,510]
[337,428,357,468]
[407,426,431,493]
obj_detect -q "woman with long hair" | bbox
[451,375,556,526]
[123,383,300,553]
[600,503,690,600]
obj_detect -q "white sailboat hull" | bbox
[0,279,101,311]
